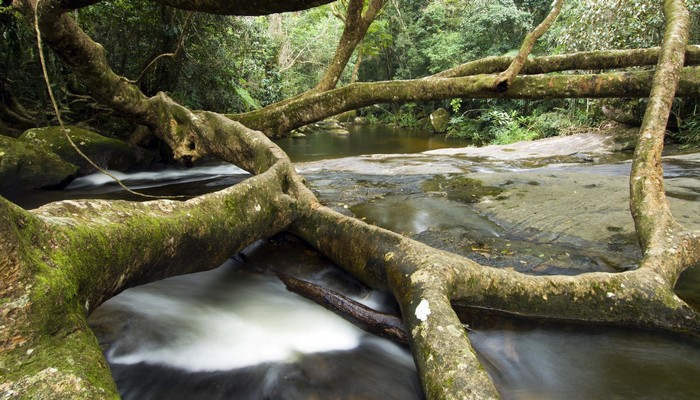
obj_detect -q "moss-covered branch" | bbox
[290,203,700,398]
[6,1,700,399]
[630,0,692,286]
[434,45,700,78]
[234,66,700,137]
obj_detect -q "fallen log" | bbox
[276,272,408,345]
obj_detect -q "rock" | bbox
[19,126,137,175]
[429,108,450,133]
[417,117,431,130]
[315,119,345,131]
[290,131,307,139]
[353,117,368,125]
[328,128,350,136]
[0,135,78,194]
[335,110,357,123]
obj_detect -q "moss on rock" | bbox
[19,126,136,175]
[0,136,78,194]
[422,175,504,203]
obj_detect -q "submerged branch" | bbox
[276,272,408,344]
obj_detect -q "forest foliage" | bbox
[1,0,700,145]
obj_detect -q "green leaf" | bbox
[235,86,261,111]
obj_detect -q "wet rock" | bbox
[334,110,357,123]
[328,127,350,135]
[353,116,368,125]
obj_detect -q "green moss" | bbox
[19,126,135,174]
[0,136,78,193]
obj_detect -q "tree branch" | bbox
[234,66,700,137]
[495,0,564,92]
[276,272,408,344]
[630,0,690,284]
[148,0,337,16]
[434,45,700,78]
[135,11,194,84]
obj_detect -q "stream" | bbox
[14,126,700,399]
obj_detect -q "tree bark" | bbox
[629,0,700,287]
[313,0,385,92]
[234,66,700,137]
[3,1,700,399]
[276,272,408,344]
[495,0,564,91]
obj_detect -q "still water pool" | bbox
[276,124,470,162]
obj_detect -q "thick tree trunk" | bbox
[3,0,700,399]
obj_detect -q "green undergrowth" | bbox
[446,108,581,146]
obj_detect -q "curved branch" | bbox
[495,0,564,92]
[147,0,336,16]
[135,11,194,84]
[630,0,690,284]
[290,201,699,398]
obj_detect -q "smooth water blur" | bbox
[7,164,250,209]
[89,258,422,400]
[95,263,362,371]
[470,321,700,400]
[276,124,470,162]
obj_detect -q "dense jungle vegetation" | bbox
[2,0,699,147]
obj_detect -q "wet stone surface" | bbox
[300,135,700,275]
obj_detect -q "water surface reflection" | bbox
[277,124,470,162]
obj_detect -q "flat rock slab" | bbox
[299,133,700,273]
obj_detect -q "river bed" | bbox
[12,129,700,399]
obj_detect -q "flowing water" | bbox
[12,128,700,399]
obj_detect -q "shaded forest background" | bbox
[2,0,700,150]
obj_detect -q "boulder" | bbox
[0,135,78,194]
[430,108,451,133]
[20,126,137,174]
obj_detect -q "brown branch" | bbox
[495,0,564,92]
[630,0,692,285]
[136,11,194,84]
[276,272,408,344]
[434,45,700,78]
